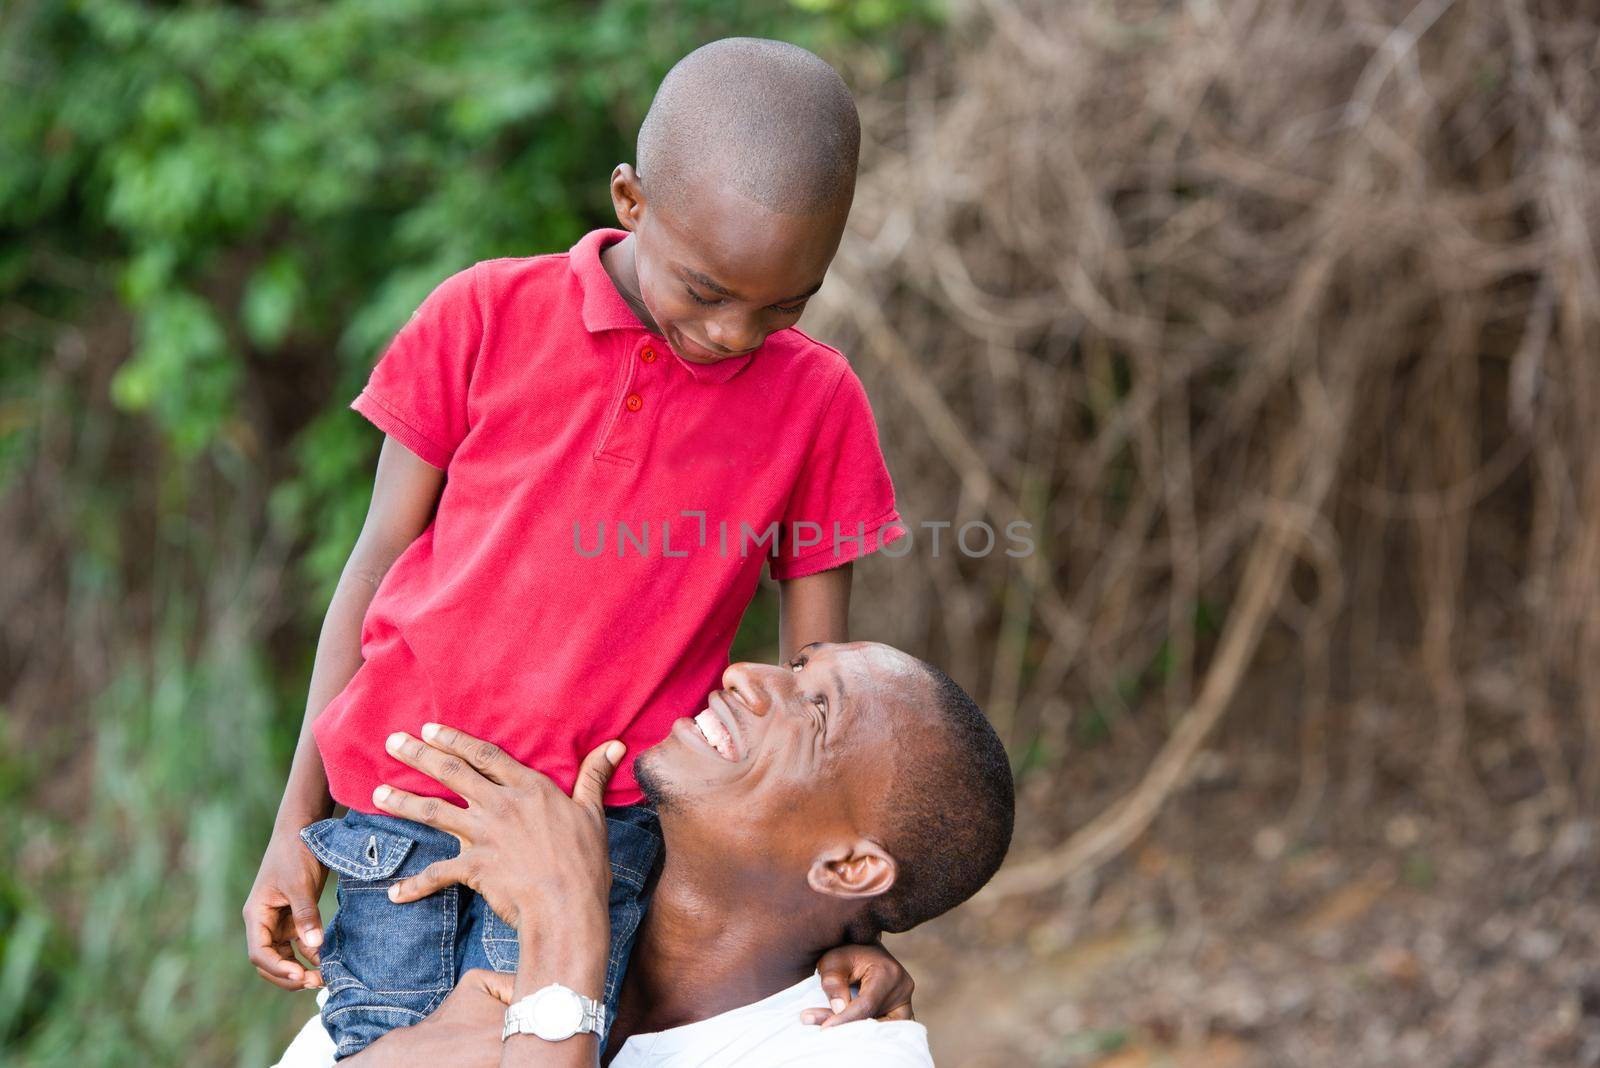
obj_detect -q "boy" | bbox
[244,37,906,1059]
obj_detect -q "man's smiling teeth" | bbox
[694,709,735,760]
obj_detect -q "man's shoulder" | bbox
[767,1017,935,1066]
[611,975,934,1068]
[615,1018,933,1068]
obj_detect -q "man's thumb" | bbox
[576,740,625,806]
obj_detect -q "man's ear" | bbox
[610,164,645,232]
[806,838,897,901]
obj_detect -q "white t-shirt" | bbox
[274,973,932,1067]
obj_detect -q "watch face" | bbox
[530,985,585,1040]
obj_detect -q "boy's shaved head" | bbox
[637,38,859,217]
[603,39,858,365]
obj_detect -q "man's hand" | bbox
[371,724,621,936]
[243,826,329,990]
[350,969,513,1068]
[800,943,916,1028]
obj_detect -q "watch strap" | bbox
[502,985,606,1042]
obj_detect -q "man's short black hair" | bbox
[864,661,1015,935]
[637,37,859,217]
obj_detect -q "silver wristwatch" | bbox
[502,983,606,1042]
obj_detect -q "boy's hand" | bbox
[801,942,916,1027]
[243,825,329,990]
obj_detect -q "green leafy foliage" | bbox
[0,1,939,1061]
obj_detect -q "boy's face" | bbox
[609,165,850,364]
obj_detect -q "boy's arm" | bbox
[777,562,852,663]
[243,435,446,989]
[278,435,446,822]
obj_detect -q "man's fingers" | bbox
[417,723,518,786]
[384,731,493,802]
[372,782,470,836]
[574,740,625,810]
[387,858,468,904]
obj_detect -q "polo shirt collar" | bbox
[570,228,753,384]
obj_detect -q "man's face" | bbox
[619,177,849,365]
[636,642,920,888]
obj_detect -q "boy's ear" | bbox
[806,838,896,901]
[610,164,646,231]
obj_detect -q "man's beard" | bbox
[632,750,680,812]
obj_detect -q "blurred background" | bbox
[4,0,1598,1064]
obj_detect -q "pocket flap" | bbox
[300,817,416,881]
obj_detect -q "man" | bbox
[276,642,1014,1065]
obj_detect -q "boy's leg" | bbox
[300,811,464,1060]
[471,804,663,1043]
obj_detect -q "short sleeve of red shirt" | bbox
[352,265,484,469]
[770,365,905,581]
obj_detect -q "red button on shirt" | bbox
[641,347,657,363]
[625,393,643,412]
[314,229,905,811]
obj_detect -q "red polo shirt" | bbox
[314,228,904,809]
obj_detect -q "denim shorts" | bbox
[300,805,661,1060]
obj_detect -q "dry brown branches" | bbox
[808,0,1600,892]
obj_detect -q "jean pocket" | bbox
[301,816,416,882]
[480,898,519,973]
[301,815,458,1032]
[478,812,659,977]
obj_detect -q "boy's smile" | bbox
[602,165,850,365]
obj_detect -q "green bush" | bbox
[0,2,936,1062]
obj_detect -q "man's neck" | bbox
[608,859,838,1051]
